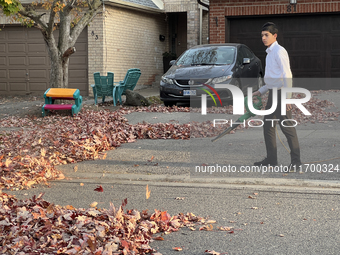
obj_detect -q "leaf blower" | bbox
[211,96,262,142]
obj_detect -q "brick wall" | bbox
[209,0,340,44]
[88,5,168,93]
[88,13,105,89]
[164,0,198,12]
[164,0,205,49]
[202,10,209,44]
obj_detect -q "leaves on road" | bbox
[205,250,221,255]
[0,91,338,190]
[0,192,210,255]
[94,185,104,192]
[146,184,151,200]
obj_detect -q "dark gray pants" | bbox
[263,89,301,163]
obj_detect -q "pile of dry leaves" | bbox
[0,192,218,254]
[0,109,191,190]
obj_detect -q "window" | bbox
[242,46,255,60]
[176,46,236,66]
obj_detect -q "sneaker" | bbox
[254,158,278,167]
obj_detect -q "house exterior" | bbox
[208,0,340,89]
[0,0,209,96]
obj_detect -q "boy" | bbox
[252,22,302,170]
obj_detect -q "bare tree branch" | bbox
[46,0,59,37]
[69,0,102,45]
[87,0,94,10]
[63,0,75,15]
[18,5,48,31]
[62,46,76,58]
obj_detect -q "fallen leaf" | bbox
[65,205,75,210]
[218,226,233,231]
[205,250,221,255]
[41,148,46,157]
[90,201,98,208]
[94,185,104,192]
[175,197,185,200]
[146,184,151,199]
[199,224,213,231]
[5,158,12,167]
[153,236,164,241]
[122,198,128,207]
[56,173,65,180]
[172,247,183,251]
[160,211,171,222]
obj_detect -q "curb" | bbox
[61,172,340,189]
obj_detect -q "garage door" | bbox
[0,26,88,95]
[228,14,340,89]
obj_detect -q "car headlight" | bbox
[161,76,174,85]
[206,75,232,85]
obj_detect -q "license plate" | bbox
[183,90,196,96]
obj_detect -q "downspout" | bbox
[197,0,209,9]
[199,4,202,45]
[197,0,210,44]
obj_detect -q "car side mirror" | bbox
[169,60,176,66]
[243,58,250,64]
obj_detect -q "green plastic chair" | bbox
[91,72,114,105]
[113,69,141,105]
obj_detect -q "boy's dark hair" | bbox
[262,22,278,35]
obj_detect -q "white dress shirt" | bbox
[258,41,293,98]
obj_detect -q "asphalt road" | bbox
[9,181,340,255]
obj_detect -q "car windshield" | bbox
[176,46,236,66]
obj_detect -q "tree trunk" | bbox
[44,30,73,88]
[62,58,69,88]
[16,0,103,88]
[45,35,64,88]
[48,53,71,88]
[50,57,64,88]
